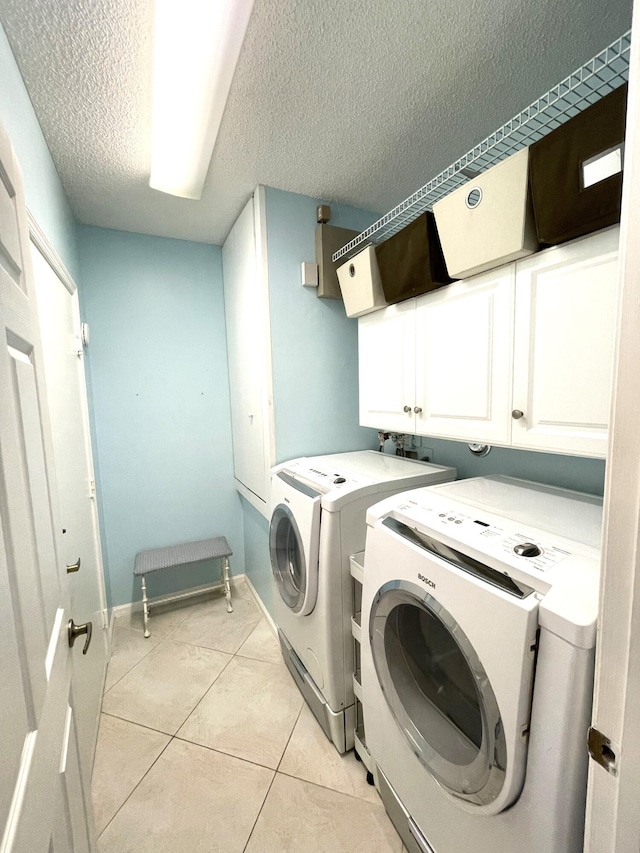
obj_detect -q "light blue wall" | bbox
[407,436,606,495]
[0,23,78,278]
[78,226,244,607]
[265,187,379,462]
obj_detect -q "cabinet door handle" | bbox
[403,405,412,413]
[413,406,422,414]
[512,409,525,420]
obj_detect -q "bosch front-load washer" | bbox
[269,450,455,753]
[361,475,602,853]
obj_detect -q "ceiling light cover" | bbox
[150,0,255,200]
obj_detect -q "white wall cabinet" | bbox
[511,227,619,458]
[358,227,619,458]
[358,300,416,433]
[415,266,514,444]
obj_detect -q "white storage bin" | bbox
[433,148,539,279]
[337,247,387,318]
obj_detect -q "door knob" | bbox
[66,557,81,574]
[68,619,92,655]
[413,406,422,414]
[403,405,412,413]
[511,409,525,420]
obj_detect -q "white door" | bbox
[584,5,640,848]
[223,193,269,504]
[414,267,514,444]
[0,123,94,850]
[511,227,619,458]
[358,300,416,432]
[31,240,108,783]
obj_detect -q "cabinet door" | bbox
[512,227,619,458]
[358,301,416,432]
[223,195,269,503]
[414,268,514,444]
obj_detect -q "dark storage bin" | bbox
[529,84,627,245]
[375,212,453,305]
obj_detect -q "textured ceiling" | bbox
[0,0,634,245]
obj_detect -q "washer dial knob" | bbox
[513,542,542,558]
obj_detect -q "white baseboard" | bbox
[108,608,116,650]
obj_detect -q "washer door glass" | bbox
[270,504,307,613]
[370,580,507,806]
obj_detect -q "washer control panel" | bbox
[391,498,572,575]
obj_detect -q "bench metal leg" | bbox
[223,556,233,613]
[141,575,150,638]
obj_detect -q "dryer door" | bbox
[269,473,321,616]
[369,571,536,814]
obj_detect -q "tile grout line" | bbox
[171,651,237,737]
[275,702,304,774]
[242,700,304,852]
[97,733,174,840]
[173,647,301,770]
[241,769,278,853]
[276,767,385,807]
[102,628,161,694]
[172,733,280,774]
[98,710,176,738]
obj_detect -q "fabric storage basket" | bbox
[374,211,452,305]
[433,147,538,279]
[337,246,387,318]
[529,83,627,246]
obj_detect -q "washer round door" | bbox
[369,579,508,808]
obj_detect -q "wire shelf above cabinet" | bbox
[333,30,632,264]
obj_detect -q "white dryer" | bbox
[269,450,455,753]
[361,475,602,853]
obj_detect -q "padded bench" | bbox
[133,536,233,637]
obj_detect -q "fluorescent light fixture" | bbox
[150,0,254,199]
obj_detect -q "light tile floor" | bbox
[93,581,406,852]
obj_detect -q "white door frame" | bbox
[584,6,640,850]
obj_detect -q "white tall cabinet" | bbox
[223,188,274,514]
[358,227,619,458]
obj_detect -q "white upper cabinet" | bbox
[358,300,416,433]
[414,266,514,444]
[357,227,619,459]
[511,227,619,457]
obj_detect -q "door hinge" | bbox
[88,478,96,498]
[588,726,620,776]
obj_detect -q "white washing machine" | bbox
[269,450,456,753]
[360,475,602,853]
